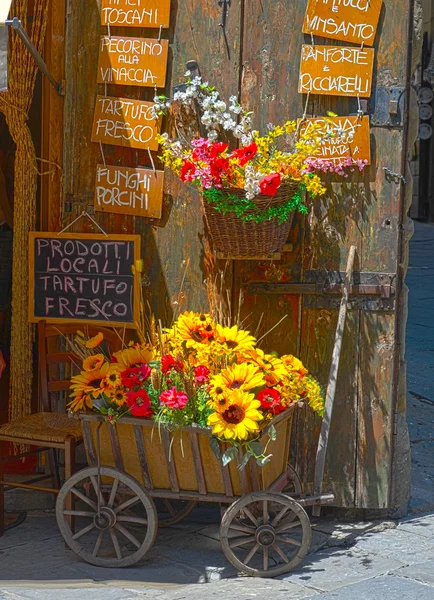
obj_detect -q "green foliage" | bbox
[202,185,308,224]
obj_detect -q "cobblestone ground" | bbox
[1,221,434,599]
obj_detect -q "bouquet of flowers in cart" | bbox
[68,294,324,469]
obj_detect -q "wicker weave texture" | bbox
[203,182,299,257]
[0,413,83,443]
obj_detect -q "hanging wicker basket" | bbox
[202,181,299,258]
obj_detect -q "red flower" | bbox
[259,173,281,196]
[161,354,184,374]
[232,142,258,166]
[160,387,189,410]
[257,388,286,415]
[121,367,140,389]
[121,364,151,388]
[210,157,230,185]
[127,390,152,417]
[180,160,196,182]
[209,142,228,159]
[194,365,210,385]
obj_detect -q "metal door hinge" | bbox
[247,271,397,312]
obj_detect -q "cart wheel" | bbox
[56,466,157,568]
[154,499,197,527]
[282,463,303,496]
[220,491,311,577]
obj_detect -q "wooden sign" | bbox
[303,0,382,46]
[299,116,371,164]
[29,233,141,327]
[298,45,374,97]
[101,0,171,28]
[91,95,160,150]
[95,164,164,219]
[97,37,169,88]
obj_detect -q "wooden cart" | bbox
[56,406,334,578]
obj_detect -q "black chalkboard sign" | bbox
[29,233,141,326]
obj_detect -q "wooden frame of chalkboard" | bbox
[28,232,141,328]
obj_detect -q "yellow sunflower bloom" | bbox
[113,344,153,370]
[207,390,263,441]
[83,354,105,372]
[103,367,122,389]
[69,363,110,401]
[176,311,216,346]
[86,332,104,349]
[210,362,265,396]
[68,393,93,412]
[208,385,232,413]
[242,348,287,387]
[281,355,309,378]
[216,324,256,353]
[111,389,128,407]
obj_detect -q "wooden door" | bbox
[57,0,413,510]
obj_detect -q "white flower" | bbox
[173,90,187,102]
[223,119,236,131]
[207,130,218,141]
[241,134,253,145]
[215,100,227,112]
[184,70,191,77]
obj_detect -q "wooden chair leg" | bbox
[47,448,61,490]
[0,442,4,537]
[64,437,76,536]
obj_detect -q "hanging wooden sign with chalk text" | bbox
[299,115,371,164]
[97,36,169,88]
[303,0,382,46]
[29,233,141,327]
[94,164,164,219]
[101,0,171,29]
[91,95,160,150]
[298,45,374,97]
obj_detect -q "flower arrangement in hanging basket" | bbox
[152,74,349,258]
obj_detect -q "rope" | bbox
[0,0,50,426]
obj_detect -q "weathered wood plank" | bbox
[108,424,125,472]
[189,431,207,495]
[356,313,395,508]
[133,425,153,490]
[81,420,96,467]
[162,430,180,493]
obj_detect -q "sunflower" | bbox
[86,332,104,349]
[68,393,93,412]
[113,344,153,370]
[83,354,105,372]
[208,391,263,441]
[210,362,265,397]
[208,385,232,413]
[216,325,256,353]
[111,389,128,407]
[281,354,309,379]
[69,363,110,402]
[242,348,287,387]
[176,311,216,346]
[103,367,122,389]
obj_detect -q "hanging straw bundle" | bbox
[0,0,49,423]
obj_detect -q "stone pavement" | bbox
[1,221,434,599]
